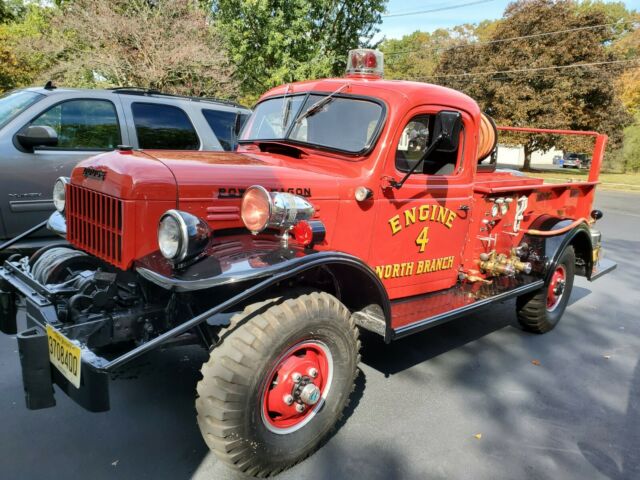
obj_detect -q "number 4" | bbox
[416,227,429,253]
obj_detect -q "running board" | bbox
[390,276,544,340]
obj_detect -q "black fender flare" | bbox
[524,216,594,281]
[136,249,392,338]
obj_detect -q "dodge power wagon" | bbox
[0,50,616,477]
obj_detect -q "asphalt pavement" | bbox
[0,190,638,480]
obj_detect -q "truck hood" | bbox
[72,150,343,201]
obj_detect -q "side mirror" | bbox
[433,111,462,152]
[16,125,58,151]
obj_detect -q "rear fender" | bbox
[524,216,594,281]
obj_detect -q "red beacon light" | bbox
[346,49,384,79]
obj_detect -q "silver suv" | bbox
[0,85,250,251]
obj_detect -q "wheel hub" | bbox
[547,265,567,311]
[261,340,333,434]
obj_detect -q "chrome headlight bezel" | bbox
[241,185,315,235]
[52,177,70,213]
[158,210,210,263]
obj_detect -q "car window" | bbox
[395,114,460,175]
[132,102,200,150]
[0,90,44,129]
[202,109,246,151]
[30,99,120,150]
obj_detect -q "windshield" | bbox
[240,93,384,154]
[0,90,44,130]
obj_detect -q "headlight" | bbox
[158,210,210,262]
[53,177,69,213]
[241,185,315,235]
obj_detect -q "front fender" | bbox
[524,216,594,280]
[135,235,392,335]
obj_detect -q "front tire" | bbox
[196,292,360,477]
[516,246,575,333]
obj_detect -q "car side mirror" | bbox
[433,111,462,152]
[16,125,58,151]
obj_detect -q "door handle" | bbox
[458,205,470,211]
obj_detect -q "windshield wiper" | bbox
[294,83,350,125]
[280,84,292,132]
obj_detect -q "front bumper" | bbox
[0,263,109,412]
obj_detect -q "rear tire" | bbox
[516,246,575,333]
[196,292,360,477]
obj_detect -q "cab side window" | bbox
[132,102,200,150]
[395,114,460,175]
[30,99,121,150]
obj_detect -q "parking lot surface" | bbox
[0,190,638,480]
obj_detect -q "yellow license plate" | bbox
[46,325,82,389]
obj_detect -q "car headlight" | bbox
[158,210,210,262]
[52,177,69,213]
[241,185,315,235]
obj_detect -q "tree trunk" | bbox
[523,144,532,172]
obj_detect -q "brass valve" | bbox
[478,250,532,277]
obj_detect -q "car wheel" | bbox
[516,246,575,333]
[196,292,360,477]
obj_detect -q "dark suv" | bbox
[0,85,250,250]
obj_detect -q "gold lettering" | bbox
[404,207,417,227]
[437,207,448,225]
[375,266,384,279]
[445,211,457,229]
[405,262,414,275]
[416,261,424,274]
[418,204,430,221]
[389,215,401,235]
[435,257,444,271]
[392,264,400,278]
[384,265,392,279]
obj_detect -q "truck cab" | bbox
[0,50,615,477]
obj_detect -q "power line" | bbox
[420,64,640,84]
[407,58,639,81]
[382,0,496,19]
[384,20,636,57]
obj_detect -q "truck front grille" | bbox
[67,184,124,267]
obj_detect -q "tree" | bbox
[212,0,387,101]
[380,21,500,82]
[30,0,237,98]
[0,4,49,93]
[435,0,632,170]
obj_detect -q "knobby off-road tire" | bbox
[196,292,360,477]
[516,246,575,333]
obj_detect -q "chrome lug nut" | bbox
[295,403,305,413]
[308,368,318,378]
[291,372,302,383]
[300,383,321,405]
[283,394,294,405]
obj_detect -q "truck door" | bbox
[370,107,475,300]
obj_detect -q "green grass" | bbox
[525,169,640,192]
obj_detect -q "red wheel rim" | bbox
[261,340,333,434]
[547,265,567,312]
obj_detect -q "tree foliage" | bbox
[0,4,49,93]
[212,0,387,101]
[381,21,499,81]
[29,0,237,98]
[435,0,632,169]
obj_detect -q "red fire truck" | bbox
[0,50,615,476]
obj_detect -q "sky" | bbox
[377,0,640,40]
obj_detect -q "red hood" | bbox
[71,150,348,202]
